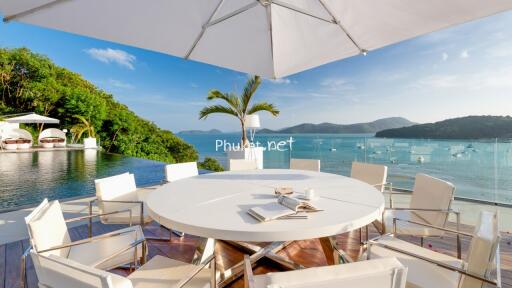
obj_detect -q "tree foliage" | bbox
[0,47,211,165]
[199,75,279,146]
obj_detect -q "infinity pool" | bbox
[0,150,165,210]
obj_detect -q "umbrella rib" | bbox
[3,0,71,23]
[318,0,366,55]
[272,0,334,24]
[266,4,275,79]
[206,1,259,28]
[184,0,225,59]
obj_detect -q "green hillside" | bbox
[376,116,512,139]
[0,47,221,170]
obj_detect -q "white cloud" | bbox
[108,79,134,89]
[412,66,512,90]
[320,77,354,91]
[414,75,459,88]
[442,52,449,61]
[486,42,512,58]
[190,82,199,88]
[268,78,292,84]
[459,50,470,59]
[85,48,136,70]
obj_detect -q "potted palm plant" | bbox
[199,75,279,169]
[199,75,279,147]
[71,115,97,149]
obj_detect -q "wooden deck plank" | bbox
[0,244,5,288]
[4,241,22,288]
[1,221,511,288]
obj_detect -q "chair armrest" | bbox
[37,227,142,254]
[379,182,394,207]
[65,209,133,224]
[176,254,216,288]
[367,238,499,286]
[93,238,146,268]
[243,255,255,288]
[385,207,457,213]
[90,198,144,231]
[92,199,144,205]
[393,217,472,237]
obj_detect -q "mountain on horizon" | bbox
[258,117,416,134]
[376,115,512,139]
[178,129,223,135]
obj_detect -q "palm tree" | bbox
[199,75,279,147]
[70,115,96,144]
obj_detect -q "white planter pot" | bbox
[226,147,264,169]
[83,137,97,149]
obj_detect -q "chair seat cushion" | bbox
[367,235,464,288]
[381,210,445,237]
[253,257,406,288]
[68,225,146,270]
[128,255,211,288]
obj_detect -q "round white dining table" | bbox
[146,169,385,242]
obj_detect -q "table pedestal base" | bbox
[191,237,353,287]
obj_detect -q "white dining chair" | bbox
[376,173,460,257]
[22,199,146,287]
[30,251,216,288]
[165,161,198,182]
[244,256,407,288]
[164,162,199,237]
[367,211,500,288]
[229,159,257,171]
[350,162,390,242]
[351,162,389,193]
[93,172,182,239]
[93,173,151,228]
[290,158,320,172]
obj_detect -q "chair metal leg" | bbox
[456,212,462,259]
[420,236,424,247]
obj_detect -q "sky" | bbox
[0,10,511,132]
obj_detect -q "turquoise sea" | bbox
[181,133,512,204]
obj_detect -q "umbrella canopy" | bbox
[1,0,511,78]
[5,113,60,124]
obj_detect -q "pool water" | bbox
[0,150,166,209]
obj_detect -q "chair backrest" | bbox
[351,162,388,192]
[229,159,257,171]
[25,199,71,258]
[255,257,406,288]
[461,211,500,288]
[290,158,320,172]
[31,250,125,288]
[165,162,198,182]
[409,173,455,227]
[95,173,137,214]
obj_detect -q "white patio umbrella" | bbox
[1,0,511,78]
[5,113,59,124]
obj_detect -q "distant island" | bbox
[376,116,512,139]
[258,117,415,134]
[178,129,223,135]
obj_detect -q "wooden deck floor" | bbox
[1,221,511,288]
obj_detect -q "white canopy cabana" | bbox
[1,1,511,78]
[5,113,59,124]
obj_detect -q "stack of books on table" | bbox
[248,195,322,222]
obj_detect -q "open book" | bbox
[247,195,321,222]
